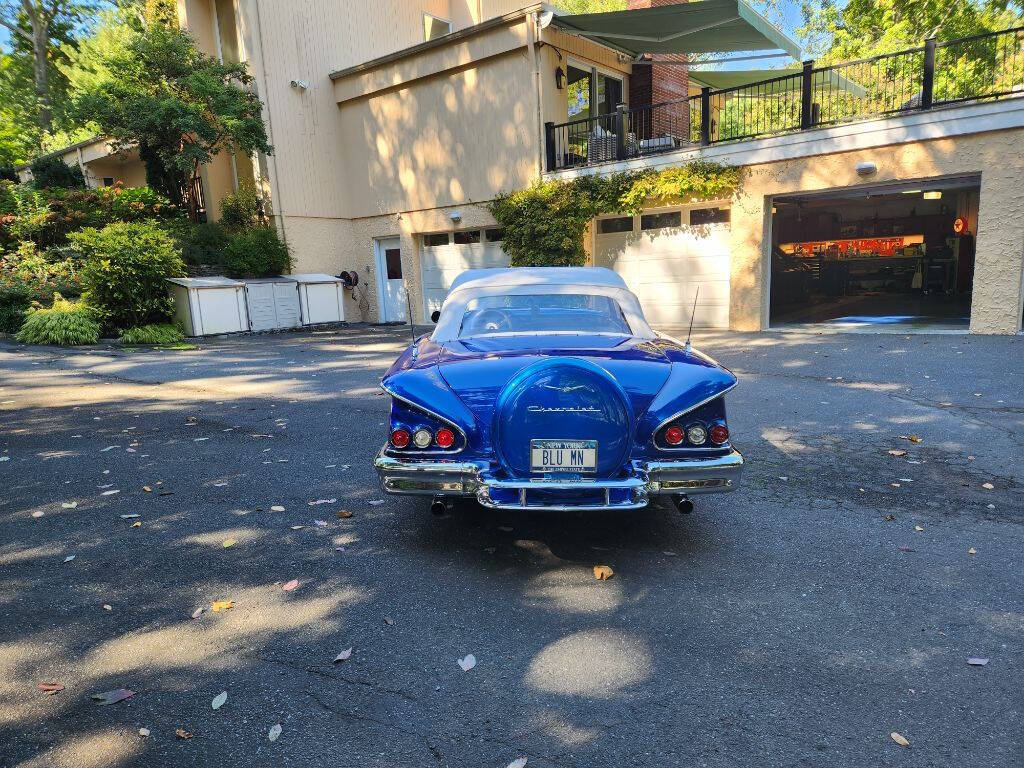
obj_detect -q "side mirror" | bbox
[430,310,440,323]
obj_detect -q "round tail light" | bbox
[435,428,455,448]
[710,424,729,445]
[664,425,684,445]
[390,428,410,448]
[686,425,708,445]
[412,428,433,448]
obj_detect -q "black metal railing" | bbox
[545,26,1024,171]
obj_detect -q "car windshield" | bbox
[458,294,631,338]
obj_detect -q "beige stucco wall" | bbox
[729,128,1024,334]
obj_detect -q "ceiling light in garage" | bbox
[923,191,942,200]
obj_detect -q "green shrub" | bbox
[179,222,230,266]
[0,291,31,334]
[219,185,264,230]
[71,220,186,332]
[16,297,100,346]
[119,322,184,345]
[0,165,17,183]
[29,156,86,190]
[0,242,85,333]
[223,225,291,278]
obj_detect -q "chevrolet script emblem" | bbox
[527,405,601,413]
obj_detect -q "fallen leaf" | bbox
[63,555,75,563]
[138,728,150,737]
[282,579,299,592]
[100,445,120,452]
[898,435,922,443]
[313,519,329,527]
[507,759,528,768]
[103,604,112,611]
[914,525,924,532]
[175,728,193,739]
[308,498,337,506]
[270,505,285,512]
[336,509,353,519]
[290,525,304,530]
[191,607,204,619]
[384,616,395,626]
[102,490,120,496]
[120,514,140,519]
[61,501,78,509]
[890,732,910,747]
[131,521,141,528]
[91,688,135,705]
[968,547,977,555]
[982,482,994,490]
[210,600,234,612]
[211,691,227,710]
[882,514,896,522]
[32,511,44,518]
[368,500,385,506]
[143,486,152,493]
[334,648,353,663]
[967,657,989,666]
[37,682,64,695]
[268,723,282,742]
[222,538,237,548]
[458,654,477,671]
[593,565,614,580]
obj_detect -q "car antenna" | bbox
[405,290,416,343]
[684,286,699,354]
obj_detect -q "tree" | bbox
[0,1,100,133]
[76,24,271,206]
[799,0,1024,59]
[549,0,627,12]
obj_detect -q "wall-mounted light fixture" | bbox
[290,79,309,91]
[449,211,462,223]
[555,65,565,90]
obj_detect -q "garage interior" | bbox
[769,177,980,330]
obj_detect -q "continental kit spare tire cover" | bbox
[493,358,632,478]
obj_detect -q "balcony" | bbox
[545,27,1024,172]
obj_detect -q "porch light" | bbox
[555,65,565,90]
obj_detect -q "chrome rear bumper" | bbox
[374,448,743,511]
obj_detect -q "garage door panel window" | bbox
[424,233,449,247]
[485,228,504,242]
[598,216,634,234]
[640,211,682,230]
[453,230,481,245]
[690,207,731,225]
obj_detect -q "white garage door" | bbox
[420,228,509,317]
[593,206,731,329]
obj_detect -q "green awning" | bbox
[689,68,867,97]
[550,0,801,61]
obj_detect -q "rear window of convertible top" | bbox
[458,294,630,337]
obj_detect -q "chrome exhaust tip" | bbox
[430,498,449,516]
[673,495,694,514]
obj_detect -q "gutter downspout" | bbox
[252,0,288,244]
[528,11,544,180]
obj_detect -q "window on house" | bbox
[385,249,403,279]
[596,72,623,116]
[567,65,591,119]
[641,211,682,230]
[690,207,731,225]
[598,216,633,234]
[424,14,451,41]
[423,233,449,247]
[453,230,481,244]
[214,0,242,63]
[485,228,504,242]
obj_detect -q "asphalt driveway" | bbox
[0,326,1021,768]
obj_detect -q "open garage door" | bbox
[770,177,979,331]
[593,205,731,328]
[420,228,508,318]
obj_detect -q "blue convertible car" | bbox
[374,267,743,514]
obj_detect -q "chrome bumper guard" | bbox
[374,448,743,511]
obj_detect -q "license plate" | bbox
[530,439,597,473]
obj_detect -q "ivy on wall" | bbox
[487,161,744,267]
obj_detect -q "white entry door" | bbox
[375,237,407,322]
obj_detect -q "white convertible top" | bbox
[432,267,655,342]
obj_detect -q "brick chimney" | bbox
[628,0,689,140]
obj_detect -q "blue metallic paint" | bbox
[379,332,737,468]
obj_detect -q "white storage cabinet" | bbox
[243,278,301,331]
[283,274,346,325]
[166,277,248,336]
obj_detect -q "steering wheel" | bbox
[476,308,513,332]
